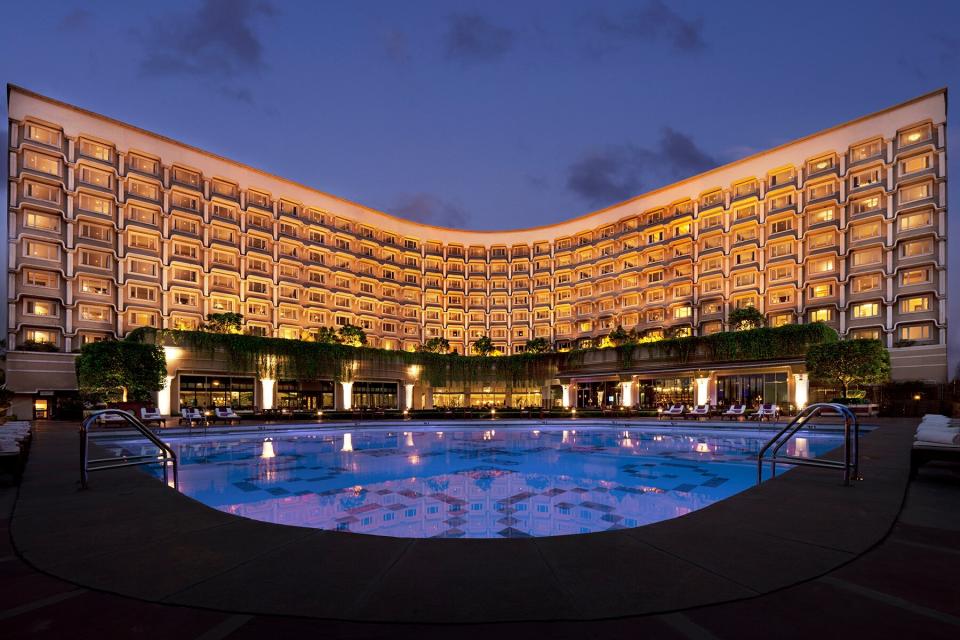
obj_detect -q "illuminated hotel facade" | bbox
[4,86,948,417]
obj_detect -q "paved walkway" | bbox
[3,419,958,637]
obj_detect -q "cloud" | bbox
[138,0,277,77]
[59,8,92,31]
[444,14,513,63]
[566,127,717,205]
[389,193,471,227]
[590,1,705,53]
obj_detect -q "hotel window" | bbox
[279,307,299,321]
[898,124,931,146]
[25,300,58,317]
[170,217,198,235]
[770,218,792,234]
[850,328,881,340]
[128,232,157,251]
[25,269,57,288]
[809,283,834,299]
[79,250,110,269]
[809,308,833,323]
[901,267,931,286]
[900,238,933,258]
[850,221,881,241]
[808,257,835,274]
[128,259,157,277]
[247,302,268,316]
[807,155,835,174]
[769,265,792,282]
[769,241,793,258]
[807,180,837,201]
[900,182,932,203]
[851,195,881,214]
[900,154,932,176]
[702,301,723,315]
[701,191,723,208]
[647,310,664,323]
[700,213,722,229]
[733,180,758,199]
[810,207,835,224]
[808,231,834,250]
[850,167,881,189]
[852,248,882,267]
[648,270,664,283]
[851,140,882,162]
[79,140,112,162]
[80,277,110,295]
[79,166,112,189]
[734,273,755,288]
[173,243,199,259]
[248,190,270,208]
[24,181,59,203]
[172,167,200,187]
[24,211,60,232]
[79,305,110,322]
[701,278,722,293]
[79,193,112,215]
[674,284,692,298]
[211,226,236,243]
[127,154,158,175]
[769,313,792,328]
[172,192,199,211]
[734,250,756,265]
[734,204,757,220]
[769,168,795,188]
[25,240,59,261]
[702,256,723,272]
[24,150,60,176]
[128,285,157,301]
[79,222,111,242]
[647,289,665,303]
[127,179,159,201]
[734,227,757,243]
[852,302,880,319]
[899,324,932,342]
[24,329,57,345]
[172,316,200,330]
[212,180,238,199]
[212,274,237,291]
[173,291,199,306]
[172,268,198,283]
[212,203,237,221]
[770,290,793,305]
[900,296,930,314]
[26,124,60,146]
[852,274,881,293]
[211,297,236,313]
[899,210,933,231]
[128,311,157,327]
[126,206,157,226]
[733,296,757,309]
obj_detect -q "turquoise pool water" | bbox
[100,425,843,538]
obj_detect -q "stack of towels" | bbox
[0,421,32,454]
[916,414,960,446]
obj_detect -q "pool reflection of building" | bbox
[119,428,829,538]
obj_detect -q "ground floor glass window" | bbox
[179,376,255,409]
[716,372,788,407]
[352,382,399,409]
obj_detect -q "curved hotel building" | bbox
[4,85,948,418]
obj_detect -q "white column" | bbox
[561,384,573,408]
[404,383,415,410]
[793,373,809,409]
[341,381,354,410]
[695,377,710,406]
[157,376,175,416]
[620,381,634,408]
[260,377,276,410]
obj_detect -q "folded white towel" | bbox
[915,430,960,446]
[921,415,952,425]
[917,425,958,438]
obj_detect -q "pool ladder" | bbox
[757,403,860,487]
[80,409,178,490]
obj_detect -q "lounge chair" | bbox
[660,404,685,419]
[180,407,206,428]
[96,410,132,428]
[721,404,747,420]
[139,407,166,428]
[687,404,711,420]
[214,407,241,425]
[910,415,960,478]
[755,403,780,422]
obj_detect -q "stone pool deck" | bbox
[4,418,959,636]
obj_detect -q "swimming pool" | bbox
[100,425,843,538]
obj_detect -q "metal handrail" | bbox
[757,402,859,486]
[80,409,178,489]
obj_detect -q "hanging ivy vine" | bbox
[126,322,837,385]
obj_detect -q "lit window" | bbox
[810,207,835,223]
[25,300,57,316]
[24,270,57,288]
[899,324,931,342]
[852,302,880,318]
[79,166,111,188]
[852,274,881,293]
[79,140,112,162]
[850,328,881,340]
[852,248,882,267]
[24,211,60,231]
[25,241,59,261]
[900,268,931,286]
[899,210,933,231]
[26,124,60,146]
[898,124,931,146]
[900,183,931,203]
[900,155,931,175]
[809,309,832,322]
[900,239,933,258]
[850,222,881,241]
[24,150,60,176]
[851,140,882,162]
[24,329,57,345]
[900,297,930,313]
[809,284,834,299]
